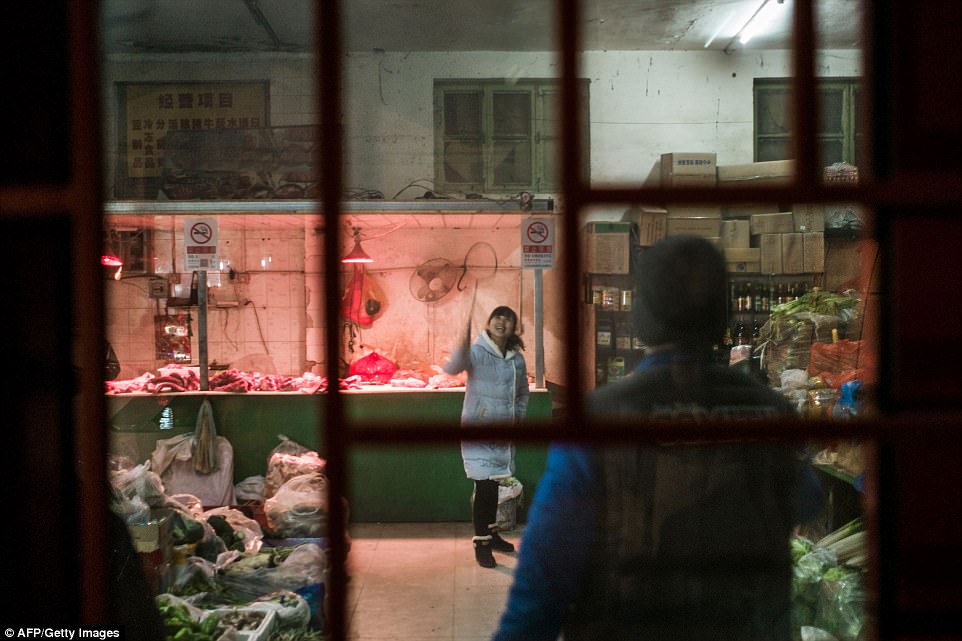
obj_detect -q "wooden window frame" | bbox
[754,77,861,167]
[434,78,589,193]
[16,0,954,637]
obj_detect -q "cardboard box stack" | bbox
[717,207,825,275]
[585,222,632,274]
[622,206,668,247]
[718,204,825,275]
[645,154,824,275]
[660,152,721,243]
[661,152,717,188]
[717,159,795,186]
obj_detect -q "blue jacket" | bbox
[491,350,824,641]
[444,330,529,480]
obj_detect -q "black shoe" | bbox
[473,538,496,568]
[489,532,515,553]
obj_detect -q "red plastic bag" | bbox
[820,368,866,389]
[808,340,864,376]
[349,351,397,384]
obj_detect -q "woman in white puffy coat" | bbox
[443,305,529,568]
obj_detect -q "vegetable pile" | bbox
[758,288,862,387]
[157,599,224,641]
[791,518,868,641]
[768,288,861,321]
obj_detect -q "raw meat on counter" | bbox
[104,365,365,394]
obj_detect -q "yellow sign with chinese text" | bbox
[122,82,268,178]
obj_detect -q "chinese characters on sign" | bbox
[122,82,268,178]
[184,218,219,270]
[522,217,555,269]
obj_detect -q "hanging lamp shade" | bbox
[341,227,373,263]
[101,229,124,267]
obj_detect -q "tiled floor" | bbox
[344,522,523,641]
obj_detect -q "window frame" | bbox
[434,78,589,193]
[26,0,952,637]
[754,76,861,167]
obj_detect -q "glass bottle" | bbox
[615,320,632,351]
[734,321,747,346]
[742,281,753,313]
[596,317,613,350]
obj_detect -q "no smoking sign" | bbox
[522,217,554,269]
[184,218,219,270]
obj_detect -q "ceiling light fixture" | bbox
[341,227,374,264]
[723,0,785,54]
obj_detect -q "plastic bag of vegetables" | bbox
[264,473,328,537]
[156,592,236,641]
[203,506,264,554]
[219,544,327,601]
[791,544,838,638]
[815,566,865,641]
[250,591,312,630]
[758,288,860,386]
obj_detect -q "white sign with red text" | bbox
[184,218,219,270]
[522,217,555,269]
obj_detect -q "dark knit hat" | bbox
[633,235,727,348]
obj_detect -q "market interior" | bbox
[100,1,875,640]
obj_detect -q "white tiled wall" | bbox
[106,226,309,378]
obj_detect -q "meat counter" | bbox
[107,386,552,522]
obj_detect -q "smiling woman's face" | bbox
[486,312,515,343]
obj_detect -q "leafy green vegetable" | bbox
[267,628,325,641]
[791,535,813,564]
[169,511,205,545]
[769,288,859,320]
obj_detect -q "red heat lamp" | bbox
[341,227,374,264]
[101,254,124,267]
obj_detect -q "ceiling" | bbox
[102,0,862,55]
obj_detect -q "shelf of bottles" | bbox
[588,273,645,386]
[724,274,819,352]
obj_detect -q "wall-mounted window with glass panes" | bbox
[754,78,861,168]
[434,79,589,194]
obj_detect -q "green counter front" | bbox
[107,387,551,523]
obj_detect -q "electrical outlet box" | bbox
[232,271,251,284]
[148,277,168,299]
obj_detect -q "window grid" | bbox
[754,78,861,166]
[322,2,835,638]
[435,80,587,193]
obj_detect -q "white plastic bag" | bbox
[235,476,266,503]
[150,433,237,507]
[264,473,328,537]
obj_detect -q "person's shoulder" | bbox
[705,364,798,415]
[587,374,655,415]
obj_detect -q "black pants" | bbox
[473,479,499,537]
